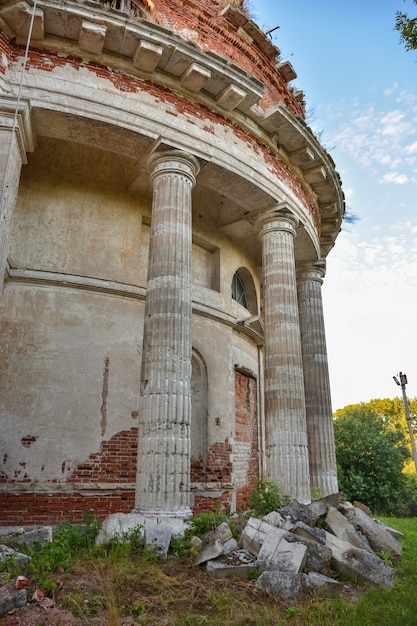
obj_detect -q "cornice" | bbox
[0,0,345,254]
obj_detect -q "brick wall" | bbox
[0,492,135,525]
[154,0,305,116]
[234,368,259,509]
[69,429,138,484]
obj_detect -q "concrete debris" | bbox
[325,507,373,553]
[145,522,172,559]
[303,571,341,598]
[324,532,395,589]
[340,502,402,558]
[0,494,405,610]
[256,569,302,599]
[0,583,27,617]
[191,494,403,598]
[15,527,53,549]
[193,539,224,566]
[0,545,31,566]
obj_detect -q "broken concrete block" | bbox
[257,531,307,573]
[341,504,402,558]
[239,517,277,556]
[145,523,172,559]
[193,539,224,566]
[223,537,239,554]
[304,571,341,598]
[325,532,395,589]
[274,538,307,573]
[262,511,292,530]
[206,560,258,579]
[95,513,145,546]
[16,527,53,548]
[256,527,286,570]
[203,522,233,545]
[0,545,31,565]
[307,493,344,519]
[304,543,332,576]
[0,583,27,617]
[325,507,373,553]
[256,569,301,599]
[292,521,326,545]
[278,502,314,526]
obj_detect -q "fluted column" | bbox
[257,209,310,503]
[297,261,338,495]
[135,150,200,518]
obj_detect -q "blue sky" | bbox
[254,1,417,410]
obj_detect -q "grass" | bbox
[0,515,416,625]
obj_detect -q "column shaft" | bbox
[135,150,199,518]
[0,122,25,296]
[297,262,338,495]
[258,210,310,503]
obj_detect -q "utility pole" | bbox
[393,372,417,475]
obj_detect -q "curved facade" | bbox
[0,0,344,524]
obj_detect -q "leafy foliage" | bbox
[395,0,417,51]
[248,477,292,516]
[334,402,411,514]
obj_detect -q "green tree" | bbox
[395,0,417,51]
[334,402,410,515]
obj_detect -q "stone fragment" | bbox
[95,513,145,546]
[262,511,293,530]
[324,532,395,589]
[304,571,341,598]
[278,502,314,526]
[256,570,301,599]
[145,523,172,559]
[304,544,332,575]
[258,532,307,573]
[307,493,344,519]
[325,507,372,552]
[0,583,27,617]
[275,538,307,573]
[189,536,203,549]
[206,560,258,579]
[292,521,326,545]
[0,545,31,565]
[239,517,277,556]
[193,539,224,566]
[203,522,233,545]
[379,522,404,539]
[16,527,53,548]
[341,504,402,558]
[223,538,239,554]
[256,527,286,570]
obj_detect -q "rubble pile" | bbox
[0,493,404,618]
[191,494,402,599]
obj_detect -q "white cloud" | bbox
[404,141,417,154]
[379,172,408,184]
[323,223,417,409]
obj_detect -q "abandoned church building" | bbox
[0,0,345,525]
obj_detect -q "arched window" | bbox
[231,267,258,315]
[231,271,248,308]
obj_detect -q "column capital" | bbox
[147,149,200,187]
[256,207,299,241]
[297,260,326,284]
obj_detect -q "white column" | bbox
[135,150,200,518]
[257,209,310,503]
[297,261,338,495]
[0,102,34,297]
